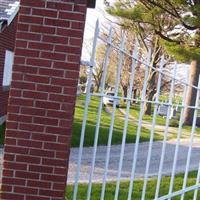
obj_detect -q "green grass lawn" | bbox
[71,95,163,147]
[125,102,200,134]
[66,171,199,200]
[0,124,5,145]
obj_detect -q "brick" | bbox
[2,0,87,199]
[21,107,46,116]
[36,84,62,93]
[57,28,83,37]
[19,0,45,7]
[27,180,51,189]
[31,133,57,142]
[59,12,85,21]
[26,58,52,68]
[51,77,78,87]
[42,158,67,167]
[19,15,44,24]
[39,189,64,197]
[74,4,87,13]
[9,97,33,107]
[4,154,15,162]
[55,45,81,54]
[69,37,82,46]
[4,138,16,146]
[15,171,40,180]
[59,119,73,128]
[15,48,39,58]
[16,31,41,41]
[38,68,64,77]
[15,40,28,48]
[6,130,31,139]
[26,195,49,200]
[46,126,70,135]
[40,174,66,183]
[36,100,60,110]
[14,56,26,65]
[44,142,67,151]
[53,182,66,191]
[6,121,18,129]
[41,52,66,61]
[23,91,48,100]
[28,42,54,51]
[63,86,77,95]
[8,113,32,123]
[20,6,31,15]
[47,110,68,119]
[3,169,14,177]
[16,155,41,164]
[4,146,29,155]
[56,151,69,159]
[71,21,85,30]
[30,25,56,34]
[14,186,38,195]
[18,139,43,148]
[47,2,73,11]
[32,8,58,18]
[49,93,75,103]
[2,177,26,186]
[33,116,58,126]
[11,81,36,90]
[19,123,44,132]
[1,185,13,192]
[29,164,53,173]
[9,88,22,97]
[67,54,80,63]
[42,35,69,44]
[24,74,50,84]
[1,192,24,200]
[53,61,79,70]
[13,65,38,74]
[45,18,70,28]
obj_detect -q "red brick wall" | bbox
[0,17,17,117]
[1,0,87,199]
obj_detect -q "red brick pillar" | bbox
[1,1,87,199]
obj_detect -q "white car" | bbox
[103,92,120,108]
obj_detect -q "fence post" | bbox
[1,1,88,199]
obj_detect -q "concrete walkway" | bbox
[67,139,200,184]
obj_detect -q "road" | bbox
[67,139,200,184]
[0,139,200,184]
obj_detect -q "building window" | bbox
[2,50,14,88]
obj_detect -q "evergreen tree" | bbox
[107,0,200,125]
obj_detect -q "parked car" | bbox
[103,92,120,108]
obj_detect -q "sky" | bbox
[82,0,189,81]
[82,0,114,60]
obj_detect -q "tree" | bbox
[107,0,200,125]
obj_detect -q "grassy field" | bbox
[66,171,199,200]
[121,102,200,133]
[0,124,5,145]
[71,95,163,147]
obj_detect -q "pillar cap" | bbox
[87,0,96,8]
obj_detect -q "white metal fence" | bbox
[69,21,200,200]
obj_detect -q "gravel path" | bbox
[0,140,200,184]
[67,139,200,184]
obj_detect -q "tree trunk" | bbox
[183,59,200,125]
[122,85,128,102]
[144,70,157,115]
